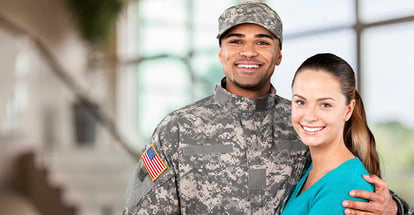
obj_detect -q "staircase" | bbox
[0,11,139,215]
[39,146,137,215]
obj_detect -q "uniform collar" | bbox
[214,78,278,112]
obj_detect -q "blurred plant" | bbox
[374,120,414,168]
[373,120,414,204]
[67,0,123,45]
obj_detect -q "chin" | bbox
[234,80,262,90]
[299,138,320,147]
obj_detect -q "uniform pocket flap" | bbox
[182,144,233,156]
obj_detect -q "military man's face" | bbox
[218,23,282,98]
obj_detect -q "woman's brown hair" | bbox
[292,53,381,177]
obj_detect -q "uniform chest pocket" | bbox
[180,144,235,176]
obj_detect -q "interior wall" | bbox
[0,0,88,76]
[0,0,92,189]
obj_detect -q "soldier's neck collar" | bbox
[215,78,277,112]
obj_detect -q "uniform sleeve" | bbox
[123,115,181,215]
[123,159,179,215]
[308,180,373,215]
[391,190,414,215]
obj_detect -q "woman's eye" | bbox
[295,100,305,106]
[321,103,331,108]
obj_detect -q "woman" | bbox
[281,53,381,214]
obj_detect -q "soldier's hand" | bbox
[342,175,397,215]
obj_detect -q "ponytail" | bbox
[295,53,381,177]
[344,91,381,177]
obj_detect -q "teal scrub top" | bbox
[281,158,374,215]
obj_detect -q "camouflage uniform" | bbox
[393,191,414,215]
[123,80,309,215]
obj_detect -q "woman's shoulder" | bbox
[324,158,374,192]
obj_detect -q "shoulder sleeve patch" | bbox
[141,144,168,181]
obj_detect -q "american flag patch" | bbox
[141,144,168,181]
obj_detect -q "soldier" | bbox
[123,2,413,215]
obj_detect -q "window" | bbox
[360,0,414,23]
[118,0,414,204]
[273,30,355,98]
[362,22,414,200]
[117,0,237,149]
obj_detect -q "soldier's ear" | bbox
[275,50,282,65]
[218,48,224,64]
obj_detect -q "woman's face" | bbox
[291,69,355,148]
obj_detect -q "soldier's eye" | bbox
[229,40,242,44]
[257,41,270,45]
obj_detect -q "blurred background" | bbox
[0,0,413,214]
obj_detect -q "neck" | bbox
[299,141,355,194]
[230,88,269,98]
[223,79,271,98]
[309,141,355,174]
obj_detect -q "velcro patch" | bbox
[141,144,168,181]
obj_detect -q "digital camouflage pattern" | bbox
[123,81,310,215]
[217,2,283,49]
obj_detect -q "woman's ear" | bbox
[345,99,356,121]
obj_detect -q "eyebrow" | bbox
[293,94,336,102]
[224,33,274,40]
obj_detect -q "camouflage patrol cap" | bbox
[217,2,283,49]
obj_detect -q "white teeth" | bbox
[237,64,259,69]
[303,126,323,132]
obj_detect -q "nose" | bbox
[303,106,318,122]
[239,43,258,59]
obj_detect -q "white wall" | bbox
[0,0,91,147]
[0,0,88,76]
[0,0,121,188]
